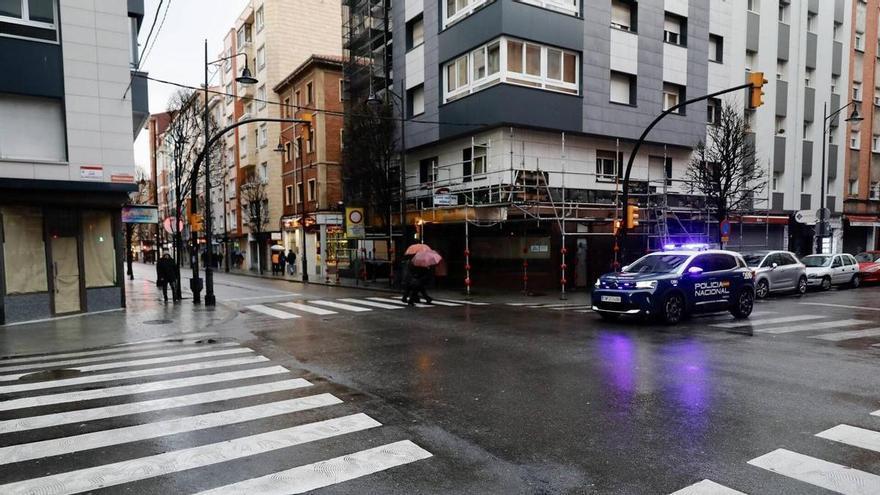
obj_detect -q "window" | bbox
[664,157,673,186]
[849,178,859,197]
[853,82,862,101]
[407,85,425,117]
[873,135,880,152]
[257,85,266,109]
[419,157,436,186]
[307,179,316,201]
[807,12,817,32]
[663,13,686,46]
[775,116,785,135]
[256,45,266,70]
[707,98,721,125]
[295,137,302,158]
[282,97,290,117]
[307,127,314,153]
[339,79,346,102]
[663,83,685,114]
[855,33,865,52]
[259,124,268,148]
[255,5,264,31]
[745,50,756,71]
[306,82,313,104]
[1,207,47,294]
[296,182,303,204]
[611,0,636,32]
[874,90,880,106]
[284,142,291,161]
[0,93,66,162]
[709,34,723,63]
[444,0,488,27]
[777,3,788,22]
[596,150,618,182]
[610,71,636,105]
[339,128,344,150]
[871,182,880,200]
[747,0,759,12]
[236,24,252,50]
[851,131,860,149]
[444,37,577,102]
[285,185,293,206]
[0,0,57,42]
[406,15,424,49]
[294,90,301,107]
[240,136,247,157]
[462,145,487,182]
[259,162,268,181]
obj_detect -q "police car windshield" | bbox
[802,255,832,267]
[623,254,689,274]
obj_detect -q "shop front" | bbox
[843,215,880,254]
[281,212,343,280]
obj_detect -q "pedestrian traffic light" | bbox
[748,71,767,109]
[625,205,640,229]
[190,214,203,232]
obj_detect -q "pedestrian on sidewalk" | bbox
[286,250,297,275]
[156,253,180,303]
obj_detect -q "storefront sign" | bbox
[271,232,282,240]
[316,213,343,225]
[433,194,459,207]
[345,207,365,239]
[795,210,817,224]
[80,166,103,180]
[122,205,159,224]
[111,173,135,184]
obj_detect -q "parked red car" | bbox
[855,251,880,283]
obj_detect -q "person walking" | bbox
[402,257,433,306]
[156,253,179,303]
[286,250,297,275]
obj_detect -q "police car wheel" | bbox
[598,312,620,321]
[730,289,754,319]
[661,293,685,325]
[755,280,770,299]
[796,276,807,295]
[821,277,832,291]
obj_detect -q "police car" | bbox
[591,244,755,324]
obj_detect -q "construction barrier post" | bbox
[560,246,568,301]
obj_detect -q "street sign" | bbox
[433,194,459,207]
[795,210,817,224]
[163,217,184,234]
[345,207,365,239]
[122,205,159,224]
[720,219,731,243]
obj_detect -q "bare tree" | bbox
[241,178,269,274]
[165,89,202,269]
[686,103,767,246]
[342,99,397,227]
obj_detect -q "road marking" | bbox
[196,440,433,495]
[113,332,219,346]
[799,302,880,312]
[748,448,880,494]
[506,303,529,306]
[813,327,880,341]
[711,315,825,329]
[550,305,592,311]
[574,309,593,313]
[756,319,873,335]
[0,344,245,379]
[0,378,313,434]
[0,413,381,495]
[0,342,188,366]
[816,424,880,453]
[0,365,288,412]
[368,297,431,308]
[308,300,373,312]
[337,298,403,310]
[246,304,300,319]
[423,299,462,307]
[437,299,489,305]
[278,301,338,315]
[0,355,270,394]
[670,479,746,495]
[234,293,301,301]
[0,393,342,465]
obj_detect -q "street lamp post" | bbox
[817,100,862,254]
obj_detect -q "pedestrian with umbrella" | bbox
[403,245,442,306]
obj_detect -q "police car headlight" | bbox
[594,279,601,288]
[635,280,658,290]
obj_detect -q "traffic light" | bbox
[189,214,203,232]
[748,71,767,109]
[625,205,640,229]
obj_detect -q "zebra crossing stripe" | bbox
[0,378,313,434]
[196,440,433,495]
[247,304,299,319]
[711,315,825,329]
[816,424,880,453]
[0,342,185,366]
[337,298,403,310]
[368,297,431,308]
[748,448,880,494]
[0,355,270,394]
[0,413,381,495]
[0,365,289,412]
[0,393,342,465]
[423,300,461,307]
[309,300,373,312]
[756,319,873,335]
[113,332,219,346]
[670,479,746,494]
[0,346,251,382]
[278,301,338,315]
[812,327,880,342]
[437,299,489,305]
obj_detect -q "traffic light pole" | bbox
[615,80,759,266]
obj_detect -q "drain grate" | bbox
[18,368,82,381]
[143,319,173,325]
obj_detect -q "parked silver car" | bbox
[802,253,861,290]
[740,250,807,298]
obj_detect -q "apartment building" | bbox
[843,0,880,253]
[0,0,148,324]
[275,55,346,281]
[218,0,341,272]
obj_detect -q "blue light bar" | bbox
[663,243,710,251]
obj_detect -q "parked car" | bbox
[740,250,807,298]
[855,251,880,283]
[592,245,755,325]
[801,253,861,290]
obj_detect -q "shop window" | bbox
[0,93,66,162]
[1,206,48,294]
[82,210,116,287]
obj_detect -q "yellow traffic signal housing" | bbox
[748,71,767,109]
[626,205,640,229]
[189,214,203,232]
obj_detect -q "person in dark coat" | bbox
[402,257,433,306]
[286,250,297,275]
[156,253,179,302]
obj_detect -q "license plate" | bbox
[601,295,622,303]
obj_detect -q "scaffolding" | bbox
[342,0,391,102]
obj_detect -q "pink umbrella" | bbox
[411,250,443,268]
[405,243,433,256]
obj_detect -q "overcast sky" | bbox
[133,0,250,175]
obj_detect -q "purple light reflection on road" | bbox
[596,332,637,397]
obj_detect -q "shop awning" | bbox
[730,215,790,225]
[846,215,880,227]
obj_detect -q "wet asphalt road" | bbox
[1,271,879,494]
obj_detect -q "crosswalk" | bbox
[671,403,880,494]
[0,337,431,493]
[708,312,880,343]
[244,296,488,320]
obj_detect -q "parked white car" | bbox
[741,250,807,298]
[801,253,861,290]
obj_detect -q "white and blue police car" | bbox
[591,244,756,324]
